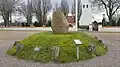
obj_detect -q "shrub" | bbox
[33,21,38,27]
[47,20,51,27]
[117,18,120,26]
[21,22,25,27]
[102,18,107,26]
[33,21,42,27]
[106,22,111,26]
[25,23,30,27]
[79,26,89,30]
[111,20,116,26]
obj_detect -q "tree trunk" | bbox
[29,16,32,26]
[42,13,47,25]
[9,13,12,26]
[36,14,43,26]
[3,16,9,27]
[108,15,112,26]
[108,6,113,26]
[26,16,32,27]
[3,17,7,27]
[3,13,10,27]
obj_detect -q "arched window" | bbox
[83,5,85,8]
[86,5,88,8]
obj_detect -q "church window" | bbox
[83,5,85,8]
[86,5,88,8]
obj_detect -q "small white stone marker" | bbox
[104,45,106,48]
[34,47,40,51]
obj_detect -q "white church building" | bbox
[79,0,108,26]
[79,0,93,26]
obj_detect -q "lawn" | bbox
[7,32,107,63]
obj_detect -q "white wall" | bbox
[98,25,120,32]
[0,16,4,23]
[0,27,76,31]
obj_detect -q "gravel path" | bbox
[0,31,120,67]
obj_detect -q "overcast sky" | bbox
[51,0,73,11]
[24,0,73,12]
[51,0,73,6]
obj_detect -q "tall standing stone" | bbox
[52,11,69,34]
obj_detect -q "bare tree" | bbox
[53,3,61,11]
[60,0,69,17]
[91,0,120,25]
[18,0,33,26]
[32,0,52,25]
[32,0,42,26]
[71,0,82,22]
[53,3,58,11]
[0,0,21,27]
[42,0,52,25]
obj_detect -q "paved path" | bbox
[0,31,120,67]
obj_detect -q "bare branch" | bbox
[60,0,69,17]
[112,5,120,15]
[100,0,107,7]
[92,0,120,24]
[0,0,22,26]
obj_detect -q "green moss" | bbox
[7,46,16,56]
[7,32,107,63]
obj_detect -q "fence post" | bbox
[98,25,102,31]
[89,24,93,31]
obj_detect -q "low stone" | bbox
[92,54,96,57]
[98,40,103,44]
[16,44,24,53]
[51,46,60,60]
[13,41,20,46]
[34,47,40,52]
[104,45,107,49]
[87,43,96,53]
[104,45,106,48]
[94,37,98,40]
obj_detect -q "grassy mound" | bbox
[7,32,107,63]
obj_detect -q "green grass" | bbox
[7,32,107,63]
